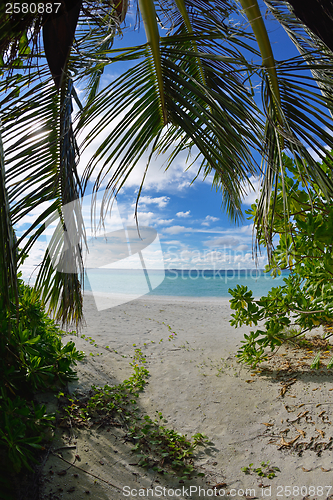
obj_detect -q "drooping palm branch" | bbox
[239,0,333,257]
[77,0,262,223]
[2,0,333,327]
[0,67,85,326]
[1,1,261,326]
[0,2,120,326]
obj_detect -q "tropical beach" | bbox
[38,293,333,500]
[4,1,333,499]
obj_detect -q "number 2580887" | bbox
[6,3,61,14]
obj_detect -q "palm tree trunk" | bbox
[0,131,18,315]
[286,0,333,52]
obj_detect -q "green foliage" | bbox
[0,394,54,473]
[62,347,209,478]
[241,461,280,479]
[229,152,333,368]
[129,421,208,478]
[0,275,84,474]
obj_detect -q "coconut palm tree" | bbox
[1,0,333,326]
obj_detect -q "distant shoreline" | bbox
[82,267,287,302]
[83,290,233,305]
[83,268,289,272]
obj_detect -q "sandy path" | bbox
[39,295,333,500]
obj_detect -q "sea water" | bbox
[83,268,289,299]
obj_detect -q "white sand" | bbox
[40,294,333,500]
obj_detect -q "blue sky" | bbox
[18,2,307,279]
[79,3,298,271]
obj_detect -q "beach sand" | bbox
[39,294,333,499]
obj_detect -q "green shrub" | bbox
[229,153,333,368]
[0,274,84,474]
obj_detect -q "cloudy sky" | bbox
[16,3,302,280]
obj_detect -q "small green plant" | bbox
[241,461,280,479]
[128,416,208,478]
[161,323,178,341]
[0,277,85,476]
[62,346,209,478]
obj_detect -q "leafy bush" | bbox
[61,347,209,478]
[0,274,84,474]
[229,153,333,367]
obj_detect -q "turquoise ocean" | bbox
[83,269,289,299]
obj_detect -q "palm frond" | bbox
[1,68,85,327]
[254,54,333,255]
[265,0,333,114]
[225,0,333,256]
[77,16,263,223]
[138,0,167,123]
[0,130,18,313]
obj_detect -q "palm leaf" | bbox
[254,55,333,254]
[77,18,263,223]
[234,0,333,256]
[0,129,18,314]
[0,68,84,327]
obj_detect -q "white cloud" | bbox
[205,236,240,248]
[204,215,219,223]
[123,212,173,228]
[154,219,174,226]
[163,240,181,245]
[135,196,170,208]
[240,224,254,235]
[236,244,248,252]
[77,111,200,194]
[18,239,48,284]
[123,211,155,226]
[177,181,192,190]
[163,225,189,235]
[176,210,191,218]
[14,200,54,229]
[242,176,261,206]
[120,155,195,193]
